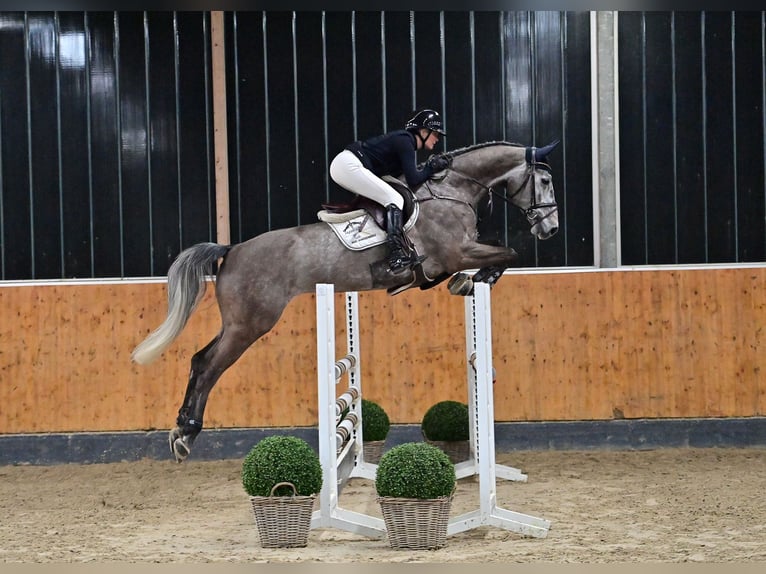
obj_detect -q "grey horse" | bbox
[131,139,560,462]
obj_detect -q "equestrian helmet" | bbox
[405,109,446,135]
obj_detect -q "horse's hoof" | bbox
[448,273,474,296]
[168,427,181,452]
[172,438,190,463]
[168,427,189,463]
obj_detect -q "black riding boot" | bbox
[386,204,425,273]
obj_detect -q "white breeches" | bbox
[329,149,404,210]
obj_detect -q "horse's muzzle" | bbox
[529,207,559,240]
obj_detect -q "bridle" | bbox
[501,161,559,226]
[417,148,559,225]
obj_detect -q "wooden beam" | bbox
[211,11,230,245]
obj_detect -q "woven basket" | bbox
[378,495,453,550]
[249,481,316,548]
[363,440,386,464]
[423,436,471,464]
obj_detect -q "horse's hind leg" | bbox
[169,322,266,463]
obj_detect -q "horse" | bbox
[131,139,560,462]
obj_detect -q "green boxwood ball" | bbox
[421,400,470,441]
[361,399,390,441]
[375,442,456,499]
[241,435,323,497]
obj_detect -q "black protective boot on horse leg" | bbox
[385,204,426,274]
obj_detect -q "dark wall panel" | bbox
[733,12,766,263]
[703,12,736,264]
[58,12,92,279]
[382,12,415,137]
[28,11,62,279]
[474,13,504,145]
[117,11,150,277]
[618,11,765,266]
[618,12,648,265]
[324,12,355,206]
[295,11,326,226]
[146,11,181,274]
[673,12,707,264]
[88,12,123,278]
[562,11,594,267]
[443,12,475,150]
[503,12,534,145]
[413,10,444,142]
[0,11,214,280]
[176,12,215,248]
[355,12,385,142]
[228,11,268,243]
[643,12,675,265]
[0,12,33,279]
[263,12,297,232]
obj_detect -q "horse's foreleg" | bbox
[471,265,507,286]
[457,242,518,271]
[447,243,519,296]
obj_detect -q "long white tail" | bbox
[131,242,231,365]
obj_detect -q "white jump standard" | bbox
[448,282,551,538]
[310,284,386,538]
[310,282,551,540]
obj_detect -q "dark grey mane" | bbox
[446,141,525,159]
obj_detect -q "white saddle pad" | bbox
[317,203,420,252]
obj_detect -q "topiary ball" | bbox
[241,435,323,497]
[361,399,390,441]
[375,442,456,499]
[421,400,470,441]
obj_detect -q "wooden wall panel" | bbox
[1,267,765,434]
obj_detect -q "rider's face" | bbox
[420,129,440,150]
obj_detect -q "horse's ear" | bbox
[536,139,561,162]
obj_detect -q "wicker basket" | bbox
[363,440,386,464]
[378,495,453,549]
[249,481,316,548]
[423,437,471,464]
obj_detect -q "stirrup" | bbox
[387,251,427,274]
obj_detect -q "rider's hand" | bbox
[426,154,450,173]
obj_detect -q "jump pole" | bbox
[447,281,551,538]
[310,283,385,538]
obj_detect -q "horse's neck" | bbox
[452,144,525,185]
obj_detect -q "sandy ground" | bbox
[1,447,765,563]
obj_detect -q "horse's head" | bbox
[444,140,560,241]
[511,139,560,240]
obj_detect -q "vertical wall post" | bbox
[211,11,230,245]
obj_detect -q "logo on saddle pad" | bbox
[317,177,419,251]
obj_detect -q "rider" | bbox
[329,108,450,274]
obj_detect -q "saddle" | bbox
[317,177,434,295]
[319,176,416,230]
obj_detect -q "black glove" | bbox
[426,154,450,173]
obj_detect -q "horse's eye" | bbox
[541,177,551,186]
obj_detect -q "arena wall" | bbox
[2,266,764,436]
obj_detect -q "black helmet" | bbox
[405,109,446,135]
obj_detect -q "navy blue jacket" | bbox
[345,130,434,188]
